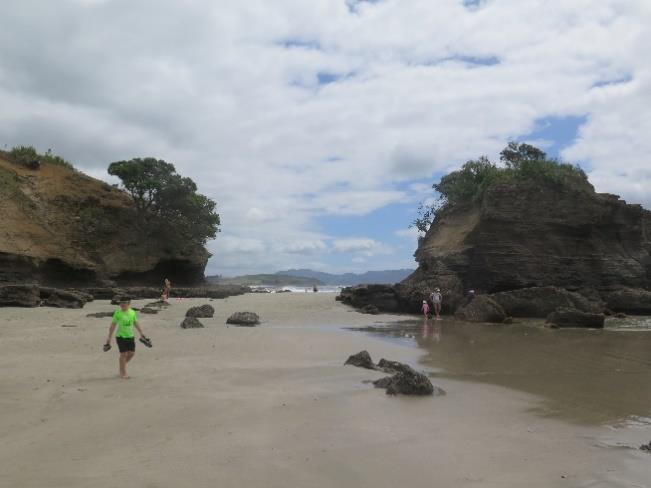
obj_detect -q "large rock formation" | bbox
[341,178,651,316]
[0,155,208,286]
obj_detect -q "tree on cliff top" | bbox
[412,143,589,233]
[108,157,220,246]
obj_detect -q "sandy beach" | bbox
[1,293,650,488]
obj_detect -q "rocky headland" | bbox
[340,145,651,323]
[0,150,208,287]
[0,148,247,308]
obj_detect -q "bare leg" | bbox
[119,352,130,379]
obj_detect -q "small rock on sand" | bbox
[186,304,215,318]
[180,317,204,329]
[344,350,376,370]
[86,311,114,318]
[226,312,260,326]
[640,441,651,452]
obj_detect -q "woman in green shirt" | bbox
[104,298,149,379]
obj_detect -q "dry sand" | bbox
[1,293,649,488]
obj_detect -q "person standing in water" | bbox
[104,298,150,379]
[421,299,430,318]
[430,288,443,320]
[161,278,171,302]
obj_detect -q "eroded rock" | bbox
[0,284,40,307]
[344,350,376,370]
[180,316,204,329]
[603,288,651,314]
[455,295,507,323]
[360,304,380,315]
[226,312,260,326]
[40,288,87,309]
[139,307,159,315]
[546,307,605,328]
[86,311,114,318]
[490,287,600,318]
[186,304,215,318]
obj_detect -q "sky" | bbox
[0,0,649,276]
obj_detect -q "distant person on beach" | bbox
[161,278,171,301]
[104,298,150,379]
[430,288,442,320]
[421,300,430,318]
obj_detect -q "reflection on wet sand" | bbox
[359,317,651,425]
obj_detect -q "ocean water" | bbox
[355,316,651,425]
[252,285,344,293]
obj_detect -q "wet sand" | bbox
[1,293,650,487]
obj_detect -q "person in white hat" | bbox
[430,288,442,320]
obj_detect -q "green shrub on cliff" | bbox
[108,157,220,246]
[412,143,590,232]
[6,146,73,169]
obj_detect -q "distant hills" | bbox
[277,268,414,286]
[207,274,323,287]
[208,269,414,287]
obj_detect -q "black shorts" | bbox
[116,337,135,353]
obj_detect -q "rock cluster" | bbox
[344,351,444,396]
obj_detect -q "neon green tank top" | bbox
[112,308,137,338]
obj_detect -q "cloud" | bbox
[279,240,328,255]
[0,0,649,274]
[332,238,391,255]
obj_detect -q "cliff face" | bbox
[0,156,208,286]
[408,181,651,310]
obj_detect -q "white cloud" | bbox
[279,240,328,255]
[332,238,391,256]
[0,0,649,273]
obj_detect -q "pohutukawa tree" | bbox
[412,143,589,233]
[108,157,220,246]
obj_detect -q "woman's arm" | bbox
[106,322,116,344]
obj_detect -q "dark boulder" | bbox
[344,351,376,370]
[603,288,651,314]
[0,284,41,307]
[360,304,380,315]
[139,307,159,315]
[455,295,507,323]
[40,288,87,309]
[641,441,651,452]
[186,304,215,318]
[490,286,600,318]
[372,376,394,389]
[373,364,443,396]
[338,284,401,313]
[180,316,204,329]
[110,294,132,305]
[226,312,260,326]
[546,307,605,328]
[377,358,414,374]
[86,311,114,318]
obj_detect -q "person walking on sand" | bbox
[161,278,171,302]
[421,300,430,319]
[104,298,151,379]
[430,288,443,320]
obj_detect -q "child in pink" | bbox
[421,300,430,318]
